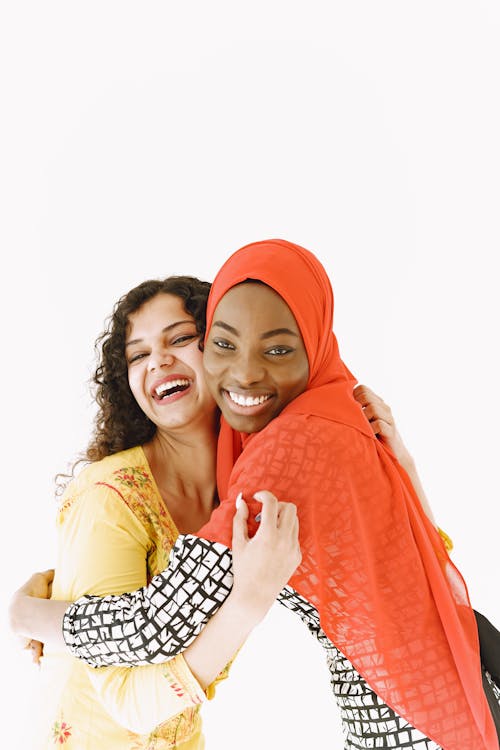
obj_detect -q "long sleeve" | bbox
[55,482,222,731]
[63,533,234,666]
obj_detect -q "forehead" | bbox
[127,293,193,336]
[211,283,299,331]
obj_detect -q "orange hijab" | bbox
[197,239,496,749]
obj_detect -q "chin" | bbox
[221,411,272,434]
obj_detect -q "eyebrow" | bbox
[126,320,195,347]
[212,321,298,339]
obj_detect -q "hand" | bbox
[16,569,55,600]
[354,385,439,527]
[354,384,414,470]
[9,569,55,665]
[231,490,301,619]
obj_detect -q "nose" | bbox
[230,350,265,387]
[148,347,175,372]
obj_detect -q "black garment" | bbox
[475,610,500,685]
[474,610,500,744]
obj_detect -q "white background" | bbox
[1,2,499,748]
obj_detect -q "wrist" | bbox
[399,452,416,474]
[226,587,272,627]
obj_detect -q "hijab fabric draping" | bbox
[197,239,496,749]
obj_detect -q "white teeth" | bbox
[155,379,189,396]
[228,391,270,407]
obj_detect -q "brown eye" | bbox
[266,346,293,356]
[213,339,235,350]
[172,334,197,346]
[128,352,148,364]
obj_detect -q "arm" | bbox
[9,540,235,665]
[62,533,235,665]
[182,491,300,687]
[10,491,300,692]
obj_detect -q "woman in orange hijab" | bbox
[45,241,500,748]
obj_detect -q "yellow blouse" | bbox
[35,446,228,749]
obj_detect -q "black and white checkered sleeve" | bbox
[62,534,234,667]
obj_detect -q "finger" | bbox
[363,402,393,425]
[353,383,370,399]
[31,640,44,665]
[42,569,55,597]
[287,513,300,547]
[276,502,298,530]
[293,517,300,544]
[232,492,250,547]
[353,384,382,406]
[370,418,393,438]
[253,490,279,530]
[293,530,302,567]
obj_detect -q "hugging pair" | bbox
[12,239,499,749]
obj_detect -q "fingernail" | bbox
[235,492,243,509]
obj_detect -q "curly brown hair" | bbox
[84,275,211,462]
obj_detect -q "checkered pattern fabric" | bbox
[63,535,234,664]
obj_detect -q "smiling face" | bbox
[126,293,216,433]
[203,282,309,433]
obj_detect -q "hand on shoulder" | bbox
[230,490,301,619]
[354,384,414,472]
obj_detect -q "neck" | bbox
[143,416,219,533]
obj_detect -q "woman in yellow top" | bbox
[22,275,302,750]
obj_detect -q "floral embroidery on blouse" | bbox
[126,707,200,750]
[163,662,203,704]
[52,720,72,744]
[128,730,161,750]
[107,465,178,559]
[57,495,77,520]
[113,466,151,490]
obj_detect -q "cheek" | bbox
[186,349,205,380]
[202,368,218,398]
[127,370,143,403]
[301,360,310,388]
[284,359,309,397]
[202,354,226,401]
[202,350,219,379]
